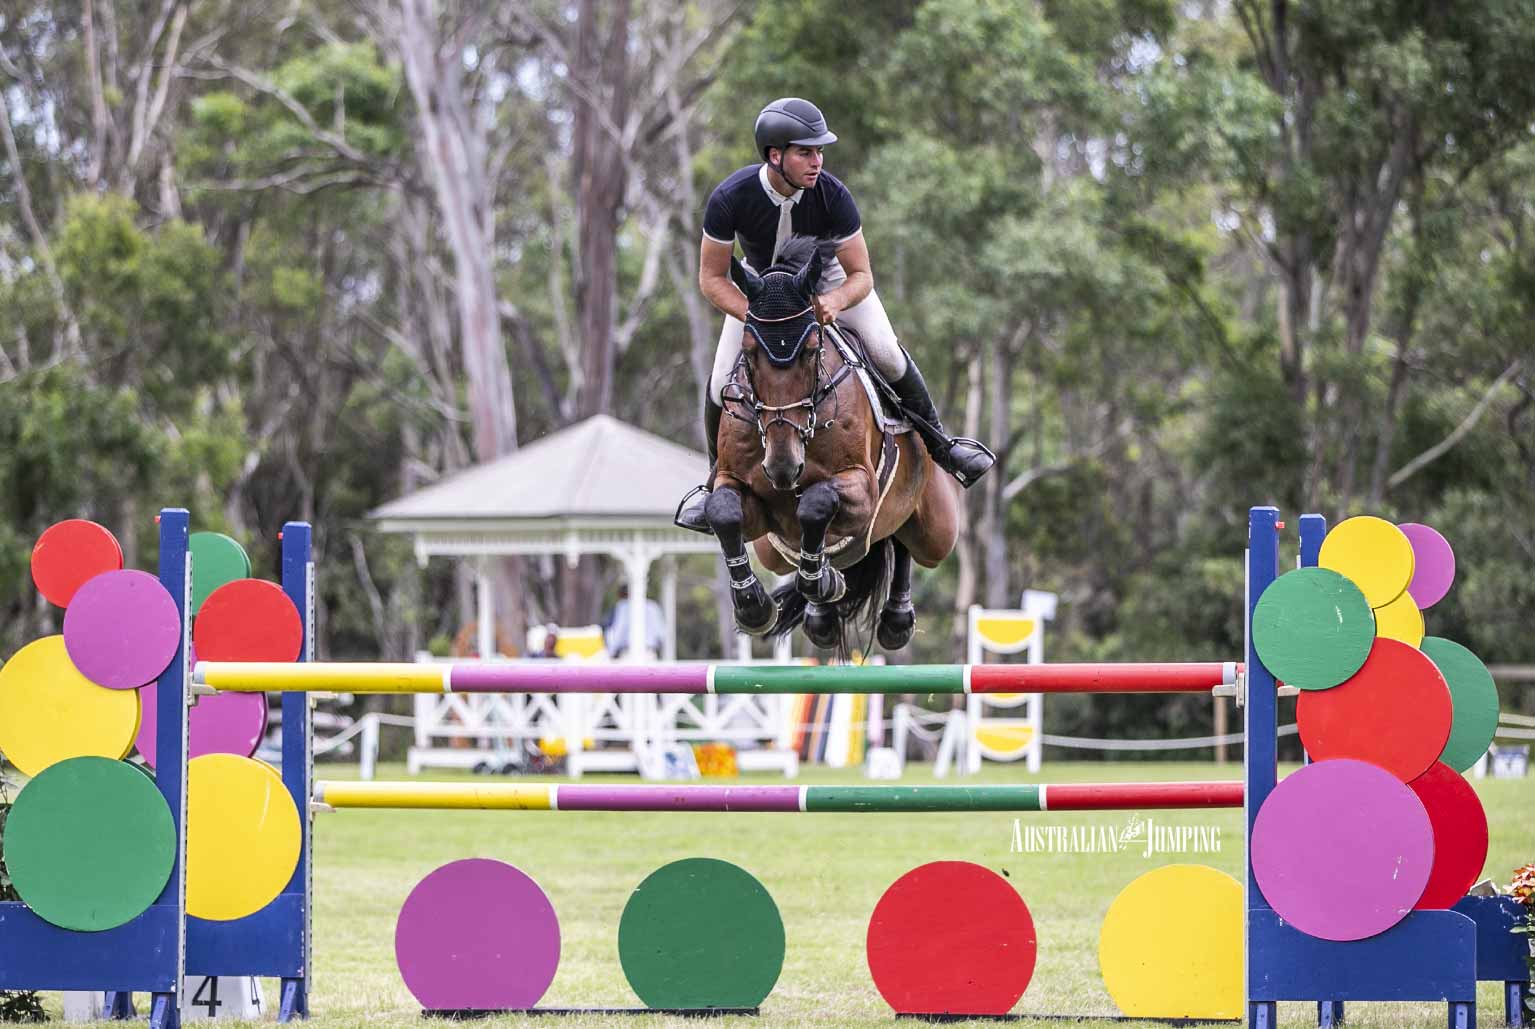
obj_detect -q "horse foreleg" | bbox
[793,480,848,650]
[794,481,847,605]
[705,485,777,635]
[876,539,916,651]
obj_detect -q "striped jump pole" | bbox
[314,781,1245,813]
[195,660,1240,696]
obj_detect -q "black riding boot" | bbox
[674,398,723,534]
[891,354,996,488]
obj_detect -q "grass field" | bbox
[49,759,1535,1028]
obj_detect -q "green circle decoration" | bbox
[4,756,176,931]
[1422,637,1500,773]
[189,532,252,615]
[617,857,785,1010]
[1252,568,1375,690]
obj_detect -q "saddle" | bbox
[823,322,911,436]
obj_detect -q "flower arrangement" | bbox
[692,742,739,778]
[1513,862,1535,1016]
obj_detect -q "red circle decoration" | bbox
[1408,762,1488,909]
[866,861,1036,1016]
[31,520,124,608]
[1296,638,1453,782]
[192,579,303,663]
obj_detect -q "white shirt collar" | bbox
[758,163,802,207]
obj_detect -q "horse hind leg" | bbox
[876,538,916,651]
[705,486,777,635]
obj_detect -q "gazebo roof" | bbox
[370,414,716,561]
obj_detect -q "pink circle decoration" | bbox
[395,858,560,1012]
[62,570,181,690]
[1252,759,1433,942]
[1398,523,1455,609]
[135,678,268,769]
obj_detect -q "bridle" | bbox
[720,307,854,459]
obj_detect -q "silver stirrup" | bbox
[673,485,713,535]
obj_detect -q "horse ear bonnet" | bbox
[745,271,819,367]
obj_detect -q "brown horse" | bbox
[702,238,960,650]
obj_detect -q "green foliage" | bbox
[52,195,231,416]
[0,364,164,652]
[1192,349,1309,517]
[716,1,917,169]
[182,41,405,192]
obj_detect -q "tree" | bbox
[1226,0,1535,509]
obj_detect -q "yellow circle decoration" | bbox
[974,616,1036,652]
[1318,516,1415,609]
[1373,591,1425,648]
[973,721,1036,761]
[186,754,301,921]
[0,636,139,777]
[1099,864,1242,1020]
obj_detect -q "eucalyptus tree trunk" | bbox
[950,349,985,663]
[385,0,524,646]
[981,332,1017,609]
[569,0,632,419]
[390,0,518,463]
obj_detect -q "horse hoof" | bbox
[732,582,778,636]
[736,617,774,637]
[735,603,777,637]
[803,602,840,649]
[876,604,915,651]
[798,567,846,605]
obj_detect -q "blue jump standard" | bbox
[1243,509,1498,1029]
[0,512,314,1028]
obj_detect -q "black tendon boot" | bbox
[890,354,996,488]
[674,398,724,534]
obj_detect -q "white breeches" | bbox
[708,287,909,404]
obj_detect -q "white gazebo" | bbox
[366,414,799,778]
[370,413,718,661]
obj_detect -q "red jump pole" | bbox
[969,661,1239,694]
[1043,781,1244,811]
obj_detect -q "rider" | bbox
[676,97,994,534]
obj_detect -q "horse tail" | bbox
[768,540,893,654]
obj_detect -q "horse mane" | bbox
[767,234,838,293]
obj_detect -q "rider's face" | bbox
[777,145,823,187]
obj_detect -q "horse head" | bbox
[727,238,834,491]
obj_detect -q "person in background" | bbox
[602,583,666,659]
[537,624,561,659]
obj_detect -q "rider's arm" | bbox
[699,237,749,321]
[815,233,873,323]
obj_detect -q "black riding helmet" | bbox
[754,98,837,188]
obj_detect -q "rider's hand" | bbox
[812,293,843,324]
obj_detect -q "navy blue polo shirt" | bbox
[702,164,862,270]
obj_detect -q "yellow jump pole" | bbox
[317,781,554,810]
[195,662,449,694]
